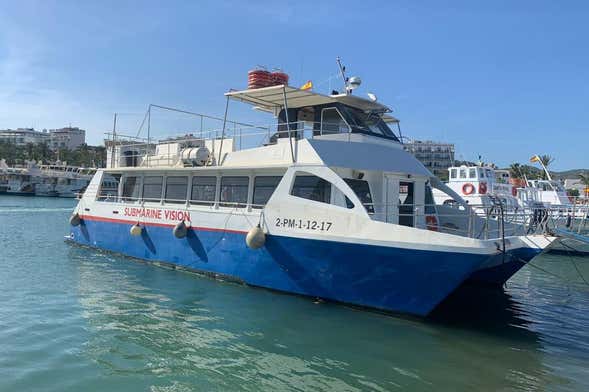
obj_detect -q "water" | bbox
[0,196,588,391]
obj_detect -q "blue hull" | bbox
[467,247,541,286]
[69,217,492,316]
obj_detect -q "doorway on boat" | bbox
[384,174,426,228]
[398,181,415,227]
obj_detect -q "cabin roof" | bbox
[225,85,393,115]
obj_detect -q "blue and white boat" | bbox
[67,76,555,316]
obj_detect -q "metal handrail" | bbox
[105,119,396,168]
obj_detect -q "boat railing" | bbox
[93,190,579,240]
[106,119,398,168]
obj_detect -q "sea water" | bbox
[0,195,588,391]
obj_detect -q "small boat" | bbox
[67,66,556,316]
[3,162,39,196]
[37,164,95,198]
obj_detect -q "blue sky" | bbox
[0,1,587,170]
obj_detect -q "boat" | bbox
[37,164,95,198]
[0,161,40,196]
[66,67,556,316]
[433,164,522,213]
[431,163,588,263]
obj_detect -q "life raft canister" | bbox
[462,183,475,195]
[425,215,439,231]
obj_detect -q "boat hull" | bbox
[69,216,491,317]
[466,247,542,286]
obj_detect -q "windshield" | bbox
[341,106,399,141]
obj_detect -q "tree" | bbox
[508,162,541,180]
[539,154,554,180]
[509,163,522,179]
[567,188,580,197]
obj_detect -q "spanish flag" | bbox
[300,80,313,91]
[530,155,541,163]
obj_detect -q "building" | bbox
[48,127,85,150]
[403,140,455,179]
[0,128,49,146]
[0,126,85,150]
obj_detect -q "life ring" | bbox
[478,182,487,195]
[462,183,475,195]
[425,215,438,231]
[512,187,518,197]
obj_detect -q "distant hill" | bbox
[552,169,588,179]
[497,165,588,180]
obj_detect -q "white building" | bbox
[48,127,86,150]
[0,128,49,146]
[0,126,86,150]
[403,140,455,179]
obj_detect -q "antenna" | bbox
[336,57,361,95]
[336,57,348,93]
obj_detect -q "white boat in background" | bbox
[67,64,556,316]
[36,164,95,198]
[0,161,40,196]
[433,164,521,212]
[0,159,95,198]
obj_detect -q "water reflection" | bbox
[69,245,584,391]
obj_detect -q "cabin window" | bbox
[469,168,477,178]
[97,173,121,202]
[291,174,332,204]
[459,169,467,179]
[478,168,485,178]
[143,176,163,202]
[450,169,457,179]
[121,176,140,202]
[220,176,249,207]
[191,176,217,206]
[344,179,374,213]
[165,176,188,204]
[252,176,282,208]
[485,169,492,178]
[320,108,350,134]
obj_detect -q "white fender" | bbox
[246,225,266,249]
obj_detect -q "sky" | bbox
[0,0,587,170]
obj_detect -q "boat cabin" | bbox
[97,85,437,231]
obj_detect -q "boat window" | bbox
[459,168,467,179]
[252,176,282,209]
[291,174,331,204]
[342,106,398,140]
[320,108,350,135]
[478,168,485,178]
[165,176,188,204]
[469,168,477,178]
[191,176,217,206]
[450,169,457,179]
[220,176,249,207]
[121,176,140,202]
[344,179,374,213]
[97,173,121,202]
[485,169,492,178]
[143,176,163,202]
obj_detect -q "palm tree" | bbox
[509,163,522,179]
[539,155,554,179]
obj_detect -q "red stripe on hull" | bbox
[79,214,248,235]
